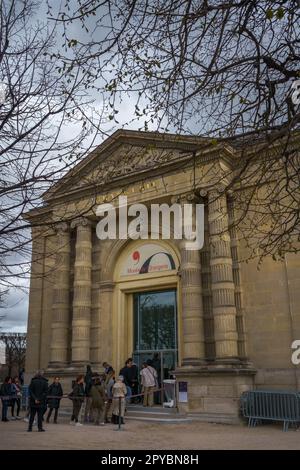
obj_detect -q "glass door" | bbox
[133,289,178,404]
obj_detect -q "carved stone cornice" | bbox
[70,217,93,230]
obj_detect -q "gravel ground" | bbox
[1,415,300,450]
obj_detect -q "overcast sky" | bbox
[0,1,176,333]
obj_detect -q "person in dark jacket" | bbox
[0,376,13,422]
[84,365,93,423]
[120,358,138,402]
[69,375,85,426]
[28,370,48,432]
[46,377,63,424]
[18,368,25,386]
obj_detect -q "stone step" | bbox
[187,412,241,425]
[126,405,178,415]
[125,415,193,423]
[125,404,189,423]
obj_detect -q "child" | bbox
[111,375,127,424]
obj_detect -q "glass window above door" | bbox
[133,290,177,351]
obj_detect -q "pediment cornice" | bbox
[43,129,236,204]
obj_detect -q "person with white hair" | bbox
[111,375,127,424]
[27,370,48,432]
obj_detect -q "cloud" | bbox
[0,288,28,333]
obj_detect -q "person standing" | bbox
[104,369,115,423]
[18,368,25,386]
[90,376,105,425]
[151,353,161,405]
[0,377,13,422]
[69,375,85,426]
[140,362,158,407]
[111,375,127,424]
[46,377,63,424]
[120,358,138,402]
[11,377,22,420]
[84,365,93,423]
[28,370,48,432]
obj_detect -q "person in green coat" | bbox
[90,376,106,425]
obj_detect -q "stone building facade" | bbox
[24,130,300,422]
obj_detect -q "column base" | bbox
[48,362,69,369]
[182,358,207,367]
[70,361,90,369]
[174,363,256,423]
[213,357,243,365]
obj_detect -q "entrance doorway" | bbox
[132,289,178,403]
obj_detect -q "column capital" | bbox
[199,188,208,197]
[171,191,200,205]
[208,185,227,198]
[70,216,93,230]
[54,222,69,234]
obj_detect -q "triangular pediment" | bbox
[43,129,212,201]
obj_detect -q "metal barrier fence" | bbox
[241,390,300,431]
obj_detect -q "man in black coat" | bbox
[120,358,139,402]
[46,377,63,424]
[28,370,48,432]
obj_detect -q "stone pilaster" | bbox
[25,229,45,375]
[71,217,92,366]
[227,194,247,360]
[179,195,206,365]
[208,189,239,361]
[49,223,71,367]
[200,199,215,360]
[99,281,115,367]
[90,234,102,368]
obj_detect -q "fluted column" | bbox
[49,223,71,367]
[179,195,206,365]
[208,189,238,360]
[71,217,92,365]
[90,235,102,367]
[228,194,247,360]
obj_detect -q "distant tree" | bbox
[0,333,26,376]
[0,289,8,326]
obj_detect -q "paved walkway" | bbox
[0,416,300,449]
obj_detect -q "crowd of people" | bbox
[0,357,159,432]
[0,376,23,422]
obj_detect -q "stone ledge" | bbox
[175,363,256,377]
